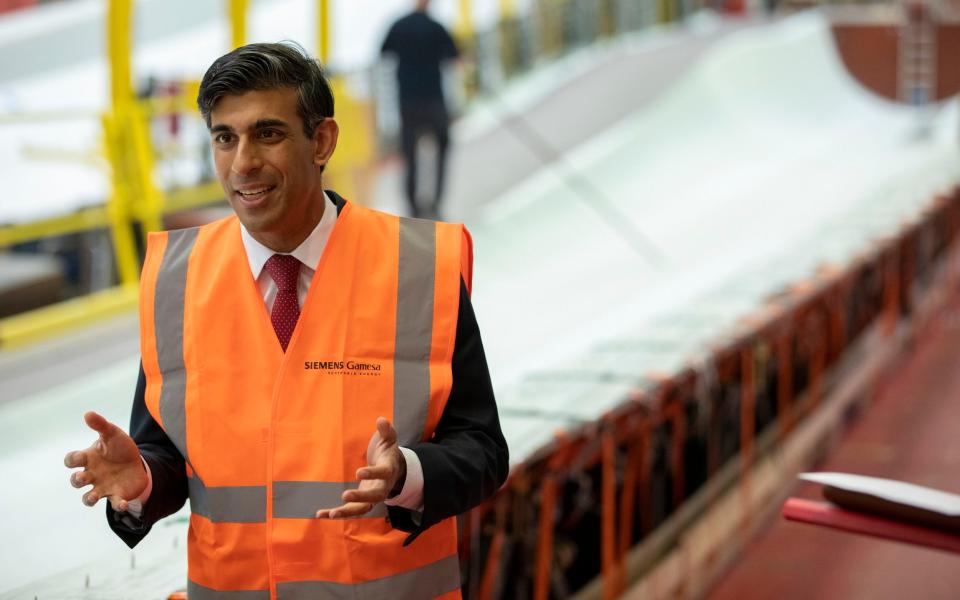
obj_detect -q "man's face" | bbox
[210,87,337,251]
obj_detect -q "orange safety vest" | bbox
[139,201,473,599]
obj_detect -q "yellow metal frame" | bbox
[318,0,330,63]
[104,0,149,288]
[230,0,249,49]
[0,285,139,350]
[0,207,111,248]
[0,108,100,125]
[534,0,564,59]
[323,77,375,203]
[457,0,475,41]
[100,110,144,287]
[659,0,675,24]
[498,0,518,77]
[108,0,133,107]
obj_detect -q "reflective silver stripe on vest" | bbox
[394,218,436,447]
[154,227,199,460]
[276,554,460,600]
[189,476,267,523]
[273,481,387,519]
[188,580,270,600]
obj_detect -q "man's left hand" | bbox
[316,417,407,519]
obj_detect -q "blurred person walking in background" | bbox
[381,0,460,219]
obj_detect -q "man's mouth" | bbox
[234,186,276,202]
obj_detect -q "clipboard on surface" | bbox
[782,472,960,554]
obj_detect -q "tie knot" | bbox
[264,254,301,293]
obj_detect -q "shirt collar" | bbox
[240,191,337,279]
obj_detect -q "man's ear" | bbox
[313,118,339,168]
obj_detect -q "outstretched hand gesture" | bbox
[64,411,148,512]
[316,417,407,519]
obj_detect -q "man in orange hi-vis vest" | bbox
[64,42,508,599]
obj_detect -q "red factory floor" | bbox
[705,294,960,600]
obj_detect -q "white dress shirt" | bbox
[129,192,424,517]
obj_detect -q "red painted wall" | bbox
[831,23,960,103]
[0,0,37,16]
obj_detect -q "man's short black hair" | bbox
[197,41,334,137]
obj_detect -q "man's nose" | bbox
[231,138,263,177]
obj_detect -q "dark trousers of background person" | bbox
[400,100,450,219]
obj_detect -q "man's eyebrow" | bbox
[253,118,290,130]
[209,119,292,136]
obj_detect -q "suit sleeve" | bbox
[387,277,509,542]
[106,362,189,548]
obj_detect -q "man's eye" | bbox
[214,133,233,144]
[259,129,280,140]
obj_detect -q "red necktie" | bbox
[264,254,301,352]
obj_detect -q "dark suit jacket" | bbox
[108,192,508,547]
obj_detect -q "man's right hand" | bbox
[64,411,148,513]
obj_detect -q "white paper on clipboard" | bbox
[799,472,960,517]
